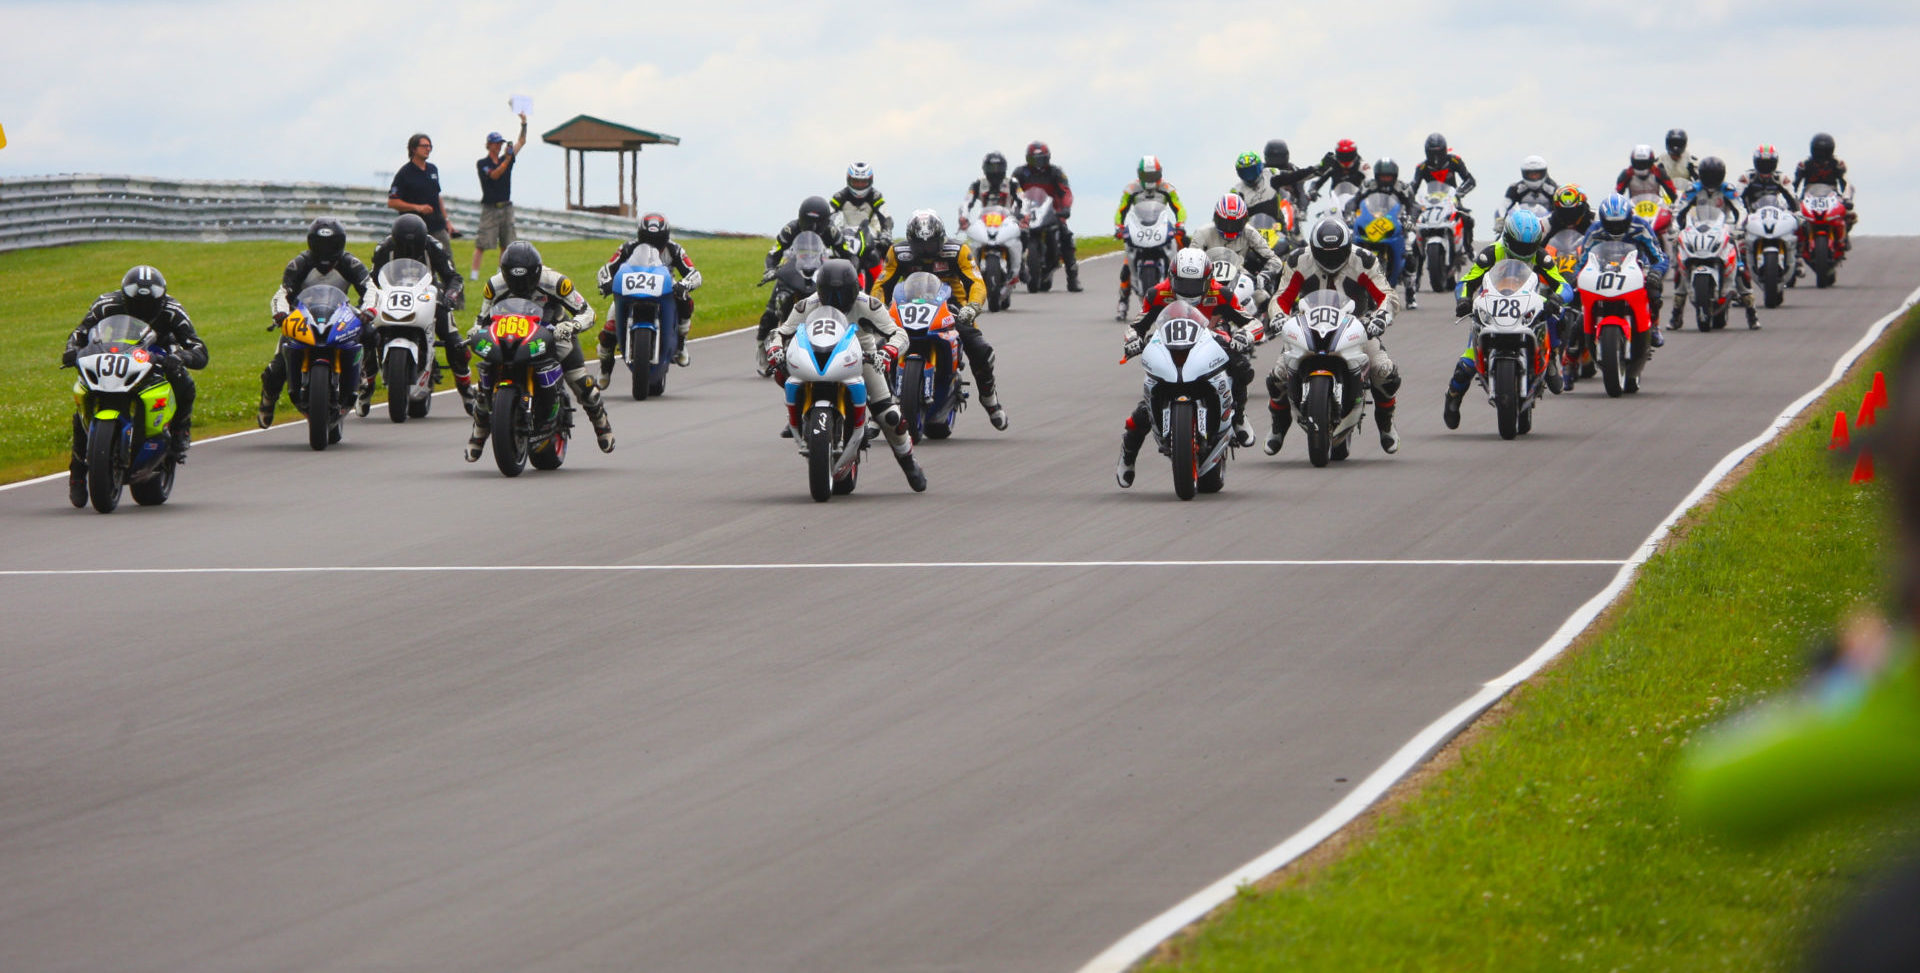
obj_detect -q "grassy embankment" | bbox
[1144,312,1917,972]
[0,235,1120,483]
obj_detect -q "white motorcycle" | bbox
[1306,184,1359,232]
[1205,246,1264,340]
[1466,260,1550,440]
[1416,181,1468,293]
[370,257,440,422]
[1019,187,1061,292]
[1744,193,1798,308]
[1119,199,1178,320]
[1127,299,1236,499]
[783,305,872,502]
[1679,206,1739,332]
[1273,289,1372,467]
[962,201,1024,312]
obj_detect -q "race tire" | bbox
[806,405,835,502]
[1494,356,1521,441]
[1600,330,1625,398]
[1170,399,1198,500]
[307,359,333,451]
[86,418,125,513]
[1694,276,1715,332]
[491,386,528,477]
[1306,376,1333,468]
[632,330,655,400]
[898,358,925,444]
[384,350,412,423]
[130,455,175,506]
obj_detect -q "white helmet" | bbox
[1172,247,1210,299]
[1520,155,1549,186]
[846,161,875,198]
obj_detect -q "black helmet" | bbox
[1666,128,1688,155]
[1811,132,1835,160]
[904,210,946,260]
[119,265,167,319]
[1308,218,1352,274]
[1424,133,1448,165]
[1263,138,1291,169]
[1025,141,1051,170]
[1375,157,1400,183]
[499,241,542,298]
[307,218,345,266]
[1698,156,1727,189]
[797,195,832,233]
[983,151,1007,183]
[1754,144,1781,176]
[814,258,860,312]
[637,212,670,247]
[391,213,429,258]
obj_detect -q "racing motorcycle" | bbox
[1799,184,1848,288]
[1273,289,1372,468]
[783,304,871,502]
[371,258,439,422]
[963,201,1024,312]
[887,272,967,442]
[1205,247,1264,339]
[610,243,681,400]
[1119,199,1178,320]
[1575,240,1653,397]
[1465,260,1551,440]
[1306,184,1360,231]
[1123,299,1235,499]
[1353,191,1412,306]
[278,284,365,451]
[467,297,574,477]
[66,315,180,512]
[1679,207,1738,332]
[1744,192,1799,308]
[1416,181,1468,293]
[757,230,828,374]
[1020,187,1060,292]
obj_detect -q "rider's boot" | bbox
[1115,412,1147,488]
[1376,401,1400,454]
[1546,366,1563,395]
[1066,265,1083,293]
[674,322,692,366]
[67,417,86,508]
[1263,402,1291,455]
[454,369,475,415]
[1746,303,1761,330]
[1233,415,1254,448]
[1115,282,1130,322]
[169,421,191,463]
[597,354,615,391]
[1443,357,1474,430]
[982,389,1009,431]
[256,387,276,428]
[464,417,488,462]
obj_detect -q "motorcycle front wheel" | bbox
[1169,399,1198,501]
[1493,357,1521,441]
[491,386,529,477]
[1761,257,1783,308]
[307,359,333,451]
[897,358,925,444]
[1599,330,1625,398]
[1305,376,1333,468]
[631,330,655,401]
[1694,277,1716,332]
[806,405,835,502]
[384,350,413,423]
[86,418,126,513]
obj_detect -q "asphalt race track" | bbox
[2,240,1915,972]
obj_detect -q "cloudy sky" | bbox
[5,0,1917,237]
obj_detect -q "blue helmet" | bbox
[1502,208,1545,258]
[1598,193,1633,235]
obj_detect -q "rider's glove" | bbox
[759,268,776,285]
[1454,298,1473,318]
[1057,208,1070,220]
[595,263,614,294]
[1364,311,1389,339]
[1114,227,1126,240]
[1230,330,1254,354]
[765,340,783,364]
[954,304,979,326]
[359,306,379,324]
[1122,332,1146,359]
[958,217,970,231]
[60,347,78,368]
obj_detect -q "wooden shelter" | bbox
[540,115,681,217]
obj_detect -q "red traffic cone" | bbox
[1858,393,1879,429]
[1829,410,1851,450]
[1852,451,1876,484]
[1867,371,1888,410]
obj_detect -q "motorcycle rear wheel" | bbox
[1493,357,1521,441]
[491,386,528,477]
[1170,400,1198,500]
[384,351,412,423]
[307,360,333,451]
[86,419,125,513]
[806,405,835,502]
[1305,377,1333,468]
[130,455,175,506]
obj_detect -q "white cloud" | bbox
[2,0,1915,236]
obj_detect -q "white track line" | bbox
[1075,280,1920,973]
[0,558,1624,579]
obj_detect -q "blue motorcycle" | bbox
[611,244,679,400]
[278,284,365,450]
[1352,191,1413,305]
[885,272,968,442]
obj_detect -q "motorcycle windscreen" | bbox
[1687,204,1728,228]
[377,258,431,289]
[785,232,828,275]
[297,284,350,323]
[86,314,153,350]
[1484,259,1538,297]
[1131,199,1167,226]
[893,272,952,329]
[1357,193,1400,241]
[1020,187,1052,215]
[1294,290,1355,354]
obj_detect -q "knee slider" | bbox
[1377,367,1403,398]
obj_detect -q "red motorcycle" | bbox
[1798,183,1848,288]
[1574,240,1654,397]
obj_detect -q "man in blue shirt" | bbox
[388,133,454,253]
[471,114,528,280]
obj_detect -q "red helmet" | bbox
[1335,139,1359,164]
[1213,193,1249,239]
[1025,141,1051,169]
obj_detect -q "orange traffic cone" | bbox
[1852,451,1876,484]
[1867,371,1888,410]
[1830,410,1851,450]
[1858,393,1879,429]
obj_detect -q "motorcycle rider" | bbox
[759,196,858,342]
[1187,192,1281,315]
[1011,140,1082,292]
[1114,155,1186,318]
[1500,155,1559,219]
[259,218,377,427]
[62,266,210,505]
[1409,133,1480,251]
[1444,210,1573,427]
[765,258,928,492]
[465,241,614,460]
[870,210,1007,431]
[594,212,703,380]
[1548,185,1595,237]
[1355,158,1421,307]
[1307,138,1370,202]
[366,213,472,415]
[1674,157,1759,331]
[1114,247,1257,485]
[1616,144,1681,203]
[1657,129,1699,199]
[1264,218,1404,456]
[961,151,1025,224]
[1794,132,1857,236]
[1263,139,1319,213]
[1739,145,1798,212]
[1568,194,1674,388]
[831,162,893,283]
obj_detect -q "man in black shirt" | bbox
[388,133,455,253]
[471,114,527,280]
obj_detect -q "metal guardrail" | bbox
[0,174,721,252]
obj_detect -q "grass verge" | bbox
[1142,310,1917,972]
[0,234,1121,484]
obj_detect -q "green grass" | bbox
[0,234,1119,484]
[1144,313,1917,972]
